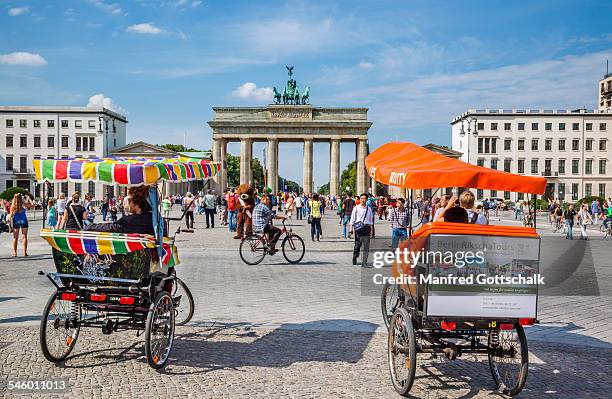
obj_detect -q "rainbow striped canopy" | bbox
[33,156,221,186]
[41,229,180,267]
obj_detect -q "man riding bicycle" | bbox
[252,194,287,255]
[603,203,612,230]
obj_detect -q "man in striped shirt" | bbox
[389,198,410,249]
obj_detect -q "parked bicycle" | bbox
[240,220,305,265]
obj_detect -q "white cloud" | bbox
[126,23,164,35]
[192,1,202,6]
[0,52,47,66]
[86,0,122,15]
[358,61,374,70]
[232,82,273,101]
[8,6,30,16]
[86,93,126,114]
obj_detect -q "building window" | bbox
[34,136,41,148]
[20,119,27,128]
[586,139,593,151]
[504,159,511,172]
[600,123,607,131]
[88,181,96,196]
[6,135,13,148]
[6,119,13,128]
[518,192,524,200]
[491,138,497,153]
[559,139,566,151]
[572,159,579,174]
[61,182,68,195]
[586,123,592,131]
[477,122,484,130]
[477,158,484,167]
[558,183,565,200]
[599,183,606,198]
[34,120,41,128]
[491,159,498,170]
[572,139,579,151]
[518,122,525,131]
[61,120,68,128]
[545,139,552,151]
[47,119,54,128]
[518,159,525,174]
[585,183,592,197]
[478,138,483,154]
[572,123,579,131]
[518,139,525,151]
[559,122,566,131]
[531,159,538,174]
[76,137,81,151]
[504,191,510,200]
[572,183,579,200]
[599,159,607,175]
[83,137,89,151]
[20,136,27,148]
[477,189,483,199]
[89,137,95,151]
[491,123,498,131]
[599,140,607,151]
[75,183,82,193]
[75,120,82,129]
[61,136,69,148]
[544,159,552,175]
[88,120,96,129]
[545,122,552,131]
[504,139,511,151]
[491,190,497,197]
[531,123,538,131]
[504,123,511,131]
[6,156,13,171]
[558,159,565,174]
[19,156,27,172]
[47,136,55,148]
[531,139,538,151]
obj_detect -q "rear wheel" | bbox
[145,292,175,369]
[40,292,80,362]
[173,277,194,326]
[388,307,416,397]
[488,324,529,396]
[600,224,610,239]
[239,234,267,265]
[381,282,400,329]
[282,233,305,264]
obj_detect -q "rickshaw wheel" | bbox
[173,277,194,326]
[381,282,401,329]
[387,307,417,396]
[239,234,267,265]
[145,292,175,369]
[488,324,529,396]
[40,292,81,362]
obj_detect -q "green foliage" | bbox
[160,144,199,152]
[281,179,303,193]
[226,153,240,188]
[575,196,605,207]
[0,187,33,201]
[340,161,356,195]
[226,154,296,192]
[251,157,265,191]
[318,182,330,195]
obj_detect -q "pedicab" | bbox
[367,142,546,396]
[33,156,221,368]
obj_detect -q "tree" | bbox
[282,179,303,193]
[318,182,330,195]
[160,144,199,153]
[0,187,33,201]
[225,154,266,191]
[340,161,356,195]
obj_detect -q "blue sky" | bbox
[1,0,612,188]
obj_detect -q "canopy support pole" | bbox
[42,181,47,229]
[532,193,537,229]
[408,189,413,237]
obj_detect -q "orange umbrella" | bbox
[366,142,546,194]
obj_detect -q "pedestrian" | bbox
[564,204,577,240]
[308,193,322,241]
[591,199,601,225]
[84,193,96,226]
[162,195,171,218]
[341,193,355,239]
[294,193,303,220]
[389,198,409,249]
[458,191,488,224]
[56,192,67,228]
[226,188,238,232]
[46,199,57,229]
[577,203,593,240]
[433,194,451,221]
[219,189,228,225]
[182,192,196,229]
[203,189,216,228]
[60,192,87,231]
[8,194,29,257]
[350,193,374,266]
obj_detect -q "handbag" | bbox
[353,206,369,232]
[307,214,313,224]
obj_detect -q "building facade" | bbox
[451,108,612,202]
[0,106,127,198]
[600,71,612,112]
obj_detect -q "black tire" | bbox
[145,292,175,369]
[381,282,400,329]
[600,224,610,239]
[239,234,267,265]
[388,307,417,397]
[488,324,529,396]
[281,233,305,264]
[173,277,194,326]
[40,292,80,362]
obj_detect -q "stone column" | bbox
[267,138,279,193]
[303,139,313,194]
[356,138,368,195]
[329,138,340,196]
[219,138,227,191]
[240,138,253,185]
[212,138,221,191]
[370,177,377,196]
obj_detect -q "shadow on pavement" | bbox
[0,315,41,324]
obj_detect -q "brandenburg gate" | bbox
[208,67,373,195]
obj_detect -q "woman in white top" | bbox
[577,203,593,240]
[56,193,66,228]
[350,193,375,266]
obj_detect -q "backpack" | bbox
[270,195,278,206]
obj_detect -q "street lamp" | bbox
[459,115,478,164]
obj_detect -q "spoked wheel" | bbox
[388,307,417,397]
[239,234,267,265]
[282,233,305,264]
[172,277,194,326]
[488,324,529,396]
[381,282,401,328]
[600,224,610,239]
[40,292,80,362]
[145,292,175,369]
